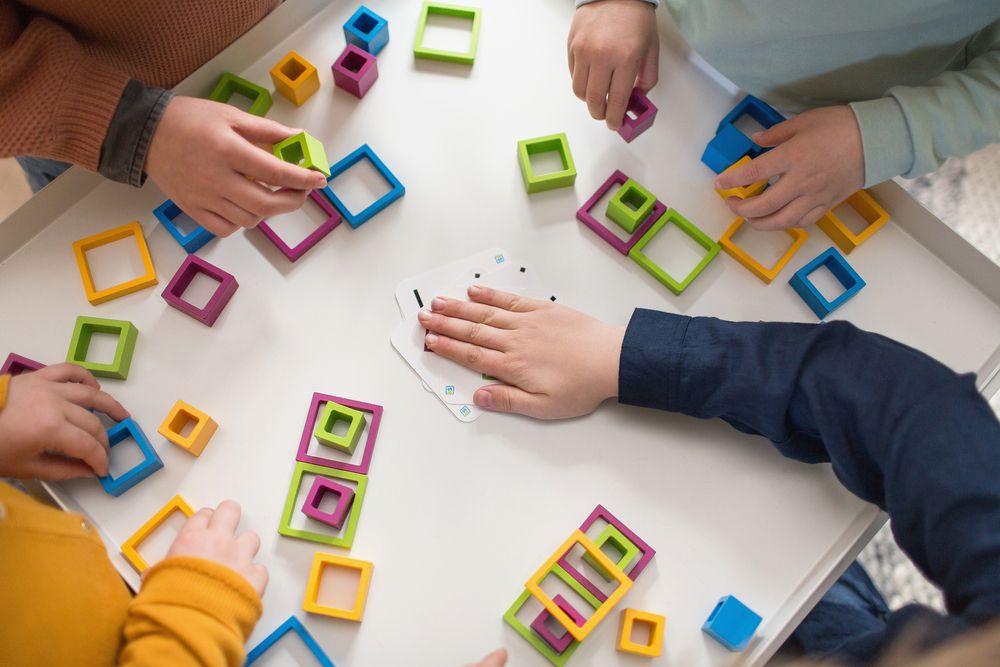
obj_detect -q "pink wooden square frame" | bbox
[295,392,382,475]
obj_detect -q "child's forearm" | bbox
[849,19,1000,186]
[619,309,1000,622]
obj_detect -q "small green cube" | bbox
[66,316,139,380]
[606,178,655,233]
[272,131,331,178]
[208,72,273,117]
[581,524,641,581]
[629,208,721,295]
[313,401,367,454]
[516,133,576,194]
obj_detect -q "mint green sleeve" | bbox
[576,0,658,7]
[849,19,1000,187]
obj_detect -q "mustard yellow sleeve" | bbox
[0,374,11,410]
[119,556,262,667]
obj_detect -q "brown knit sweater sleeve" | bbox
[0,4,130,170]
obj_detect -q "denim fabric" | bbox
[15,156,71,193]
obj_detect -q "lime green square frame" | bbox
[581,524,641,581]
[517,133,577,194]
[208,72,272,117]
[278,462,368,548]
[272,132,331,178]
[413,2,482,65]
[607,178,655,233]
[66,315,139,380]
[629,208,720,295]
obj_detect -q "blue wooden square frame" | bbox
[717,94,785,147]
[788,247,866,320]
[321,144,405,228]
[245,615,335,666]
[98,417,163,497]
[154,199,215,253]
[344,5,389,55]
[701,594,762,651]
[701,123,755,174]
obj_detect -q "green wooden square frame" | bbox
[278,462,368,548]
[581,524,641,581]
[272,132,331,178]
[607,178,655,233]
[629,208,720,295]
[413,2,483,65]
[517,133,577,194]
[208,72,273,117]
[66,316,138,380]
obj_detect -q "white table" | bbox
[2,1,999,665]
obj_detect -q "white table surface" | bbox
[2,1,1000,665]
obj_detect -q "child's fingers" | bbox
[606,65,639,131]
[473,385,548,419]
[229,112,301,147]
[751,118,797,148]
[184,508,214,532]
[747,198,824,231]
[585,63,613,120]
[572,60,589,101]
[250,563,269,596]
[424,333,505,378]
[38,363,99,388]
[218,195,263,229]
[727,177,798,220]
[231,180,311,220]
[467,286,540,313]
[54,424,109,476]
[428,296,515,329]
[58,383,129,423]
[190,207,240,237]
[235,531,261,559]
[464,648,508,667]
[64,404,110,450]
[208,500,242,534]
[28,454,98,481]
[236,143,327,192]
[635,41,659,92]
[714,152,783,190]
[419,309,506,351]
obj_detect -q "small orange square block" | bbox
[303,552,373,622]
[120,495,194,574]
[719,217,808,284]
[617,608,666,657]
[72,221,158,305]
[270,51,320,106]
[815,189,889,254]
[715,156,767,200]
[157,400,218,456]
[525,529,633,642]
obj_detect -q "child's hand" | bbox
[145,96,328,237]
[463,648,507,667]
[419,287,626,419]
[714,105,865,230]
[0,364,128,480]
[165,500,268,597]
[568,0,659,131]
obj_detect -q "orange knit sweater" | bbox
[0,1,278,170]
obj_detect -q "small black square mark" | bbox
[519,267,526,273]
[550,296,557,301]
[474,273,480,278]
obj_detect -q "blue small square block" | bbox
[154,199,215,253]
[344,5,389,55]
[321,144,405,228]
[702,594,762,651]
[789,247,866,320]
[701,123,754,174]
[717,94,786,141]
[98,418,163,497]
[245,615,335,666]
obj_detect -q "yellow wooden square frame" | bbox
[157,400,218,456]
[815,189,889,254]
[120,495,194,574]
[303,552,373,622]
[72,221,158,305]
[525,529,633,642]
[270,51,320,107]
[719,217,808,284]
[715,156,767,200]
[617,608,666,657]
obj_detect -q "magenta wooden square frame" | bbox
[332,44,378,99]
[295,392,383,475]
[556,504,657,604]
[618,88,657,143]
[301,476,355,529]
[162,255,239,327]
[1,353,45,376]
[257,191,342,262]
[529,594,586,654]
[577,170,666,256]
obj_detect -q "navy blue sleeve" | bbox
[618,309,1000,625]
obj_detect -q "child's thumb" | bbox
[231,112,303,146]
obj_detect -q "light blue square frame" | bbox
[321,144,405,228]
[98,417,163,497]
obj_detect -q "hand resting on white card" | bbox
[419,286,625,419]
